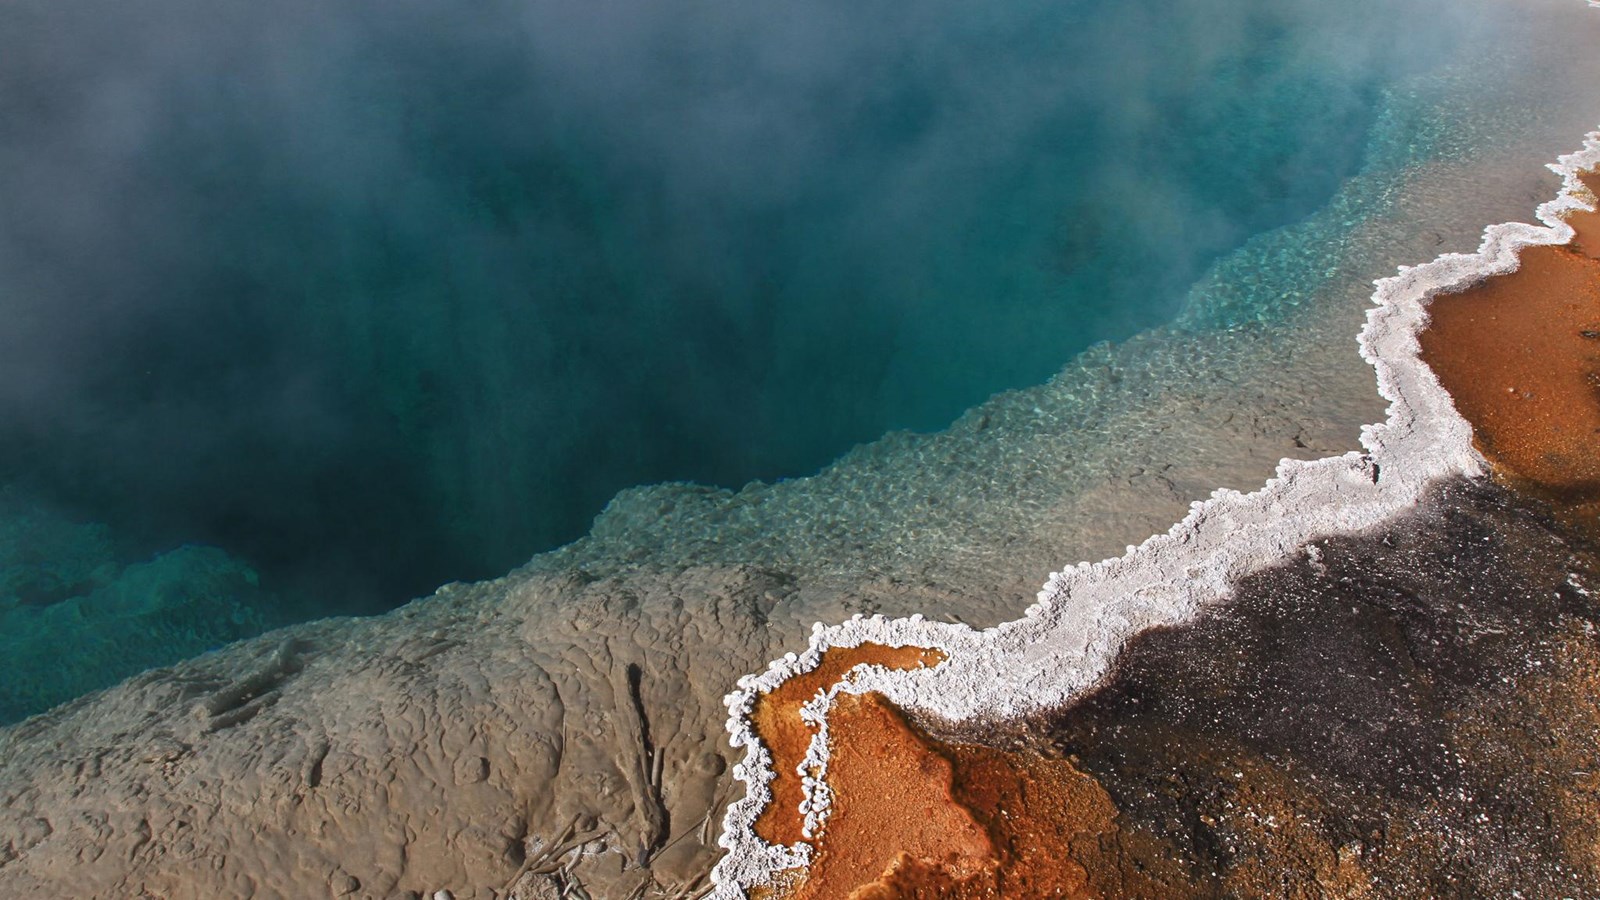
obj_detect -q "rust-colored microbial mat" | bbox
[750,644,946,847]
[786,693,995,900]
[1419,171,1600,520]
[777,692,1193,899]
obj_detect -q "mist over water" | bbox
[0,0,1504,699]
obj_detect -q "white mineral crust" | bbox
[708,131,1600,898]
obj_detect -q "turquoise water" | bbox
[0,0,1510,720]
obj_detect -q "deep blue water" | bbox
[0,0,1499,718]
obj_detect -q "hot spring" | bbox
[0,0,1521,720]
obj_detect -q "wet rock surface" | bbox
[756,477,1600,897]
[1023,477,1600,897]
[0,566,803,899]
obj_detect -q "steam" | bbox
[0,0,1504,609]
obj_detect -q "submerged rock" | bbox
[0,490,283,723]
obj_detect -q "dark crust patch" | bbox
[1002,477,1600,897]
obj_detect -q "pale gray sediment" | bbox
[2,3,1600,898]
